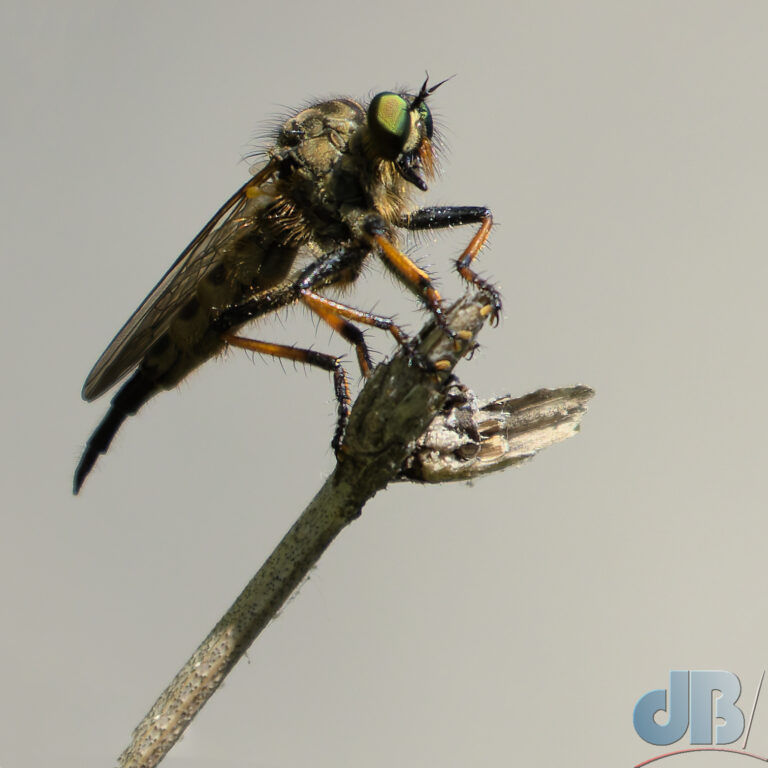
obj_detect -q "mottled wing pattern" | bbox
[82,167,274,401]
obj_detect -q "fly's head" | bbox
[365,75,448,193]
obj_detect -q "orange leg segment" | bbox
[368,233,454,336]
[300,290,408,377]
[456,214,493,282]
[454,215,501,324]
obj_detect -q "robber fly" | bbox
[74,76,501,494]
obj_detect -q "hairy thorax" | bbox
[268,98,413,249]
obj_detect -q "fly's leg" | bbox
[300,291,408,377]
[398,206,502,325]
[363,220,454,339]
[212,244,371,334]
[221,334,351,453]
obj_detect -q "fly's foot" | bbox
[470,278,502,326]
[485,287,503,326]
[463,340,481,361]
[429,302,463,349]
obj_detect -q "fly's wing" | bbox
[82,162,277,401]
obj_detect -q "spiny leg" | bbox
[221,334,351,453]
[399,206,502,324]
[212,244,371,334]
[363,220,455,339]
[300,291,408,377]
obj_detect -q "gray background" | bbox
[2,2,767,767]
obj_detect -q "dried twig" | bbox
[401,384,594,482]
[116,292,593,768]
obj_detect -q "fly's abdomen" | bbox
[142,233,300,391]
[74,233,300,494]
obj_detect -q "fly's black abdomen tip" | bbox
[73,448,98,495]
[73,406,125,494]
[73,370,157,495]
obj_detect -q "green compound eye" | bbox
[368,92,411,158]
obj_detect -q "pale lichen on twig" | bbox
[115,291,593,768]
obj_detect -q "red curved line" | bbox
[635,747,768,766]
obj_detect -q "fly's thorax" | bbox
[274,98,365,188]
[271,97,419,242]
[276,99,365,155]
[271,99,366,240]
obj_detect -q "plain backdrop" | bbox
[3,2,767,767]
